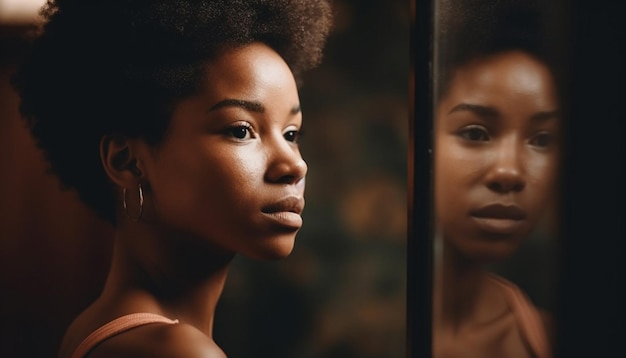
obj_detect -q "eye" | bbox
[284,129,303,143]
[458,125,490,142]
[226,123,254,140]
[529,131,553,148]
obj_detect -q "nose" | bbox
[265,138,308,185]
[485,138,526,193]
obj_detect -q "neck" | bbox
[100,221,234,337]
[433,237,495,333]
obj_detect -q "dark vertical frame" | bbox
[408,0,433,357]
[556,1,626,356]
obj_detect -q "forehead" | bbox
[200,43,298,100]
[165,42,301,136]
[440,51,558,114]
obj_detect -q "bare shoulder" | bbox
[161,323,227,358]
[90,322,227,358]
[538,308,553,324]
[538,307,555,345]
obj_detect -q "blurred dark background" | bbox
[0,1,409,357]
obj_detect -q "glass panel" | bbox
[431,1,566,357]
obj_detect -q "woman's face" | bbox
[138,42,306,260]
[434,51,560,263]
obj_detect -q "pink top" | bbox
[489,275,552,358]
[71,313,179,358]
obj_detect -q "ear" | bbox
[100,135,145,188]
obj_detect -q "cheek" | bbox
[149,156,213,220]
[435,142,469,220]
[528,153,559,188]
[208,155,266,207]
[149,146,266,220]
[526,152,558,196]
[435,140,483,198]
[189,149,266,206]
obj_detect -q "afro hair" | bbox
[12,0,333,224]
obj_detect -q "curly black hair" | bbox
[435,0,554,100]
[11,0,333,224]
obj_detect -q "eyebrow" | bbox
[448,103,500,118]
[209,98,301,115]
[210,99,265,113]
[449,103,560,122]
[530,109,560,122]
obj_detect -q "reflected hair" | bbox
[436,0,551,100]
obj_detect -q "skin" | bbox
[433,51,560,357]
[134,42,307,262]
[58,42,306,358]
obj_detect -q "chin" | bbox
[265,249,294,261]
[465,240,523,264]
[246,235,297,261]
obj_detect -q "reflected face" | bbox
[139,42,306,260]
[435,51,560,263]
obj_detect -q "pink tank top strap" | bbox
[489,275,551,358]
[71,312,179,358]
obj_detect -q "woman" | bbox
[11,0,332,357]
[432,1,560,357]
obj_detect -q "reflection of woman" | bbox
[433,1,559,357]
[11,1,331,357]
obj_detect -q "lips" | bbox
[261,196,305,230]
[470,203,526,220]
[262,196,305,215]
[470,203,527,235]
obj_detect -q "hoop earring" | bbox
[123,183,144,221]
